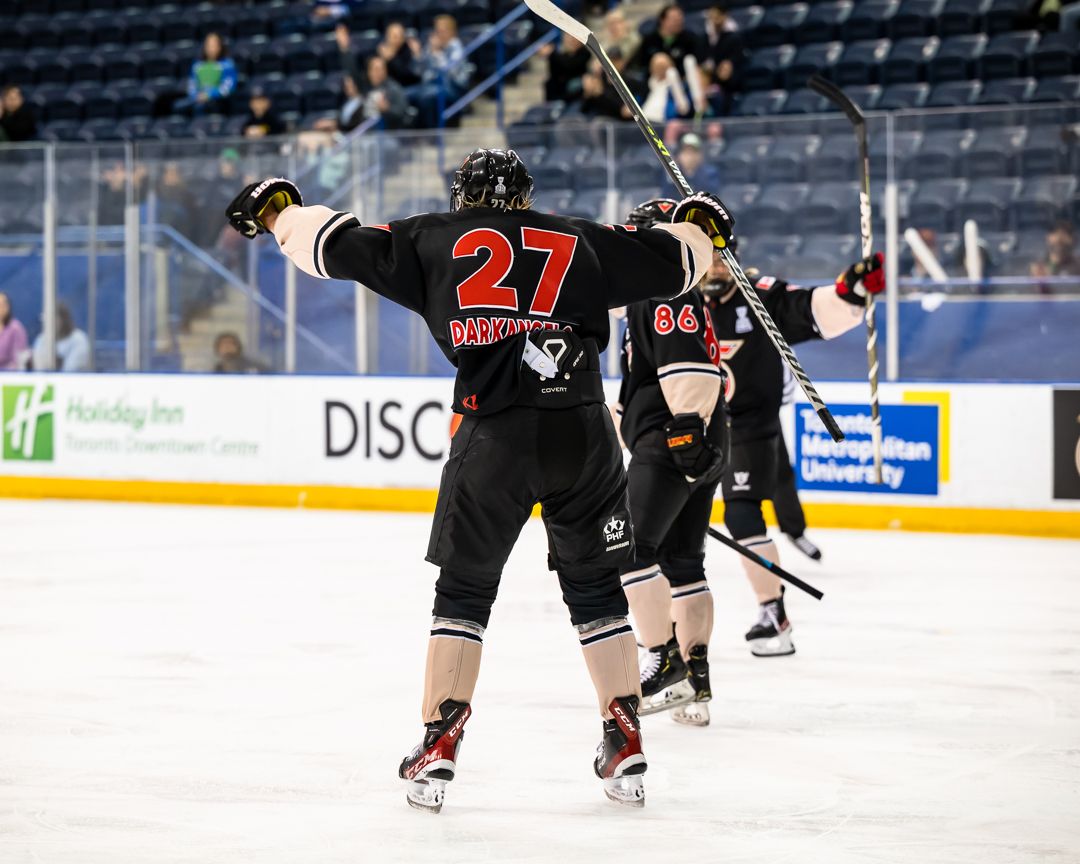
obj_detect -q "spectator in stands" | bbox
[676,132,720,190]
[157,161,196,239]
[636,4,700,70]
[602,8,641,64]
[703,4,743,70]
[1031,223,1080,278]
[180,33,237,115]
[0,85,37,142]
[213,332,267,374]
[242,87,286,138]
[31,304,90,372]
[412,14,471,128]
[541,33,590,104]
[97,160,147,225]
[0,292,29,371]
[581,53,632,120]
[376,22,421,87]
[641,52,692,123]
[364,56,410,129]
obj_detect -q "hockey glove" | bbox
[836,252,885,305]
[665,413,725,483]
[226,177,302,239]
[671,191,735,251]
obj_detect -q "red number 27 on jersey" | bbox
[453,227,578,317]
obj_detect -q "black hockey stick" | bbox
[522,0,844,444]
[808,75,884,483]
[707,527,824,601]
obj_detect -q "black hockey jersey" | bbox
[704,276,822,443]
[616,291,725,452]
[275,204,709,415]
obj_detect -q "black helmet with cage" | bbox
[626,197,678,229]
[450,148,534,212]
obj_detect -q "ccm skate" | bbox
[594,696,647,807]
[398,699,471,814]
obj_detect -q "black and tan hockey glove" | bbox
[665,413,725,483]
[836,252,885,305]
[226,177,302,239]
[672,191,735,251]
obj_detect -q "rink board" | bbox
[0,373,1078,537]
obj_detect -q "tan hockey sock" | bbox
[422,618,484,724]
[621,567,673,648]
[740,536,782,604]
[671,581,714,659]
[578,618,641,719]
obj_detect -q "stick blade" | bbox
[522,0,592,44]
[808,74,865,125]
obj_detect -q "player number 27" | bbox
[453,227,578,317]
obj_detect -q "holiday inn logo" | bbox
[2,383,55,462]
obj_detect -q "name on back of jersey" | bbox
[448,315,573,349]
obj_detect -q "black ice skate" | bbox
[594,696,647,807]
[672,645,712,727]
[398,699,471,814]
[745,587,796,657]
[787,533,823,561]
[638,636,694,715]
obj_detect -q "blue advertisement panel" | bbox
[794,403,939,496]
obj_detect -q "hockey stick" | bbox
[522,0,844,444]
[707,527,824,601]
[808,75,883,483]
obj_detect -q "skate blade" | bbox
[672,700,710,727]
[603,775,645,808]
[639,678,695,715]
[405,778,447,814]
[749,629,796,657]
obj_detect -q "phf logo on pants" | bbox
[2,384,55,462]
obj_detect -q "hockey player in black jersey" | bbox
[613,198,727,727]
[224,150,721,810]
[703,243,885,656]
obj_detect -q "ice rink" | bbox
[1,499,1078,863]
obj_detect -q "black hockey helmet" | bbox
[626,197,678,228]
[450,148,534,212]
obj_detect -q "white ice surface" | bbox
[1,500,1079,864]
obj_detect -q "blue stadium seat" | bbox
[78,117,124,141]
[1029,76,1080,103]
[761,134,821,182]
[188,113,226,138]
[972,76,1036,127]
[785,42,843,89]
[906,129,975,179]
[89,15,127,48]
[802,181,858,233]
[953,177,1019,230]
[939,0,992,36]
[618,187,663,218]
[979,30,1038,80]
[751,3,809,47]
[928,34,988,83]
[808,132,858,181]
[843,85,885,112]
[735,89,789,116]
[1019,124,1070,175]
[740,183,810,233]
[985,0,1027,33]
[774,251,847,282]
[575,151,610,190]
[728,5,765,36]
[718,183,762,214]
[964,126,1026,177]
[126,19,160,45]
[151,115,192,139]
[82,90,119,120]
[881,37,939,85]
[923,80,982,128]
[297,77,339,114]
[617,157,663,189]
[742,45,796,90]
[159,10,197,44]
[721,136,774,183]
[800,234,859,272]
[796,1,853,44]
[40,119,81,141]
[909,178,968,230]
[101,50,141,84]
[780,88,834,116]
[1032,31,1080,78]
[116,115,153,140]
[889,0,945,38]
[834,39,892,86]
[233,15,272,41]
[878,82,931,110]
[1012,176,1077,230]
[742,235,803,272]
[44,93,85,123]
[842,0,899,41]
[869,129,920,178]
[531,189,574,215]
